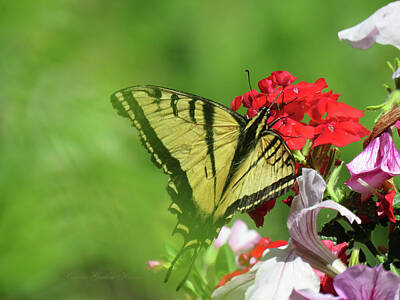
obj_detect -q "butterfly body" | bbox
[111,85,295,288]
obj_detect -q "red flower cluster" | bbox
[231,71,369,150]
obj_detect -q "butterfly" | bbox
[111,85,296,289]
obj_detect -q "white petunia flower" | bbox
[338,1,400,50]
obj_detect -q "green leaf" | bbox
[392,193,400,209]
[164,240,179,260]
[203,244,219,267]
[215,245,236,280]
[390,264,400,277]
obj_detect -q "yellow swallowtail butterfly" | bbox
[111,85,295,289]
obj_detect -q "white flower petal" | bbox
[245,242,320,300]
[338,1,400,50]
[287,169,360,277]
[211,243,320,300]
[292,168,326,210]
[314,200,361,225]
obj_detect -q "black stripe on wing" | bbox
[111,89,186,177]
[138,85,247,127]
[225,173,296,217]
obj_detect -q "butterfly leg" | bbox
[176,246,200,291]
[164,244,186,283]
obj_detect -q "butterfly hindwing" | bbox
[217,131,296,218]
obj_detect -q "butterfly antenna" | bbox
[164,244,186,283]
[176,246,200,291]
[245,69,253,91]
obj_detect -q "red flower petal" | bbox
[258,78,276,94]
[231,95,242,111]
[326,101,364,120]
[230,89,260,112]
[270,70,298,87]
[248,199,276,227]
[250,239,287,259]
[313,120,369,148]
[321,240,348,264]
[320,275,336,295]
[216,267,251,288]
[282,195,294,207]
[377,190,396,223]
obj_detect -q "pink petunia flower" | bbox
[345,130,400,199]
[290,264,400,300]
[214,219,261,255]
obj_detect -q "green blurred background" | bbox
[1,0,398,299]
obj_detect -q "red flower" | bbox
[248,199,276,227]
[258,70,297,93]
[376,190,396,223]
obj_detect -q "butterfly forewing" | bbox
[111,86,245,216]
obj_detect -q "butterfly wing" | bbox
[111,85,247,273]
[111,85,296,289]
[215,130,296,219]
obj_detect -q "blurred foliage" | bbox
[0,0,398,299]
